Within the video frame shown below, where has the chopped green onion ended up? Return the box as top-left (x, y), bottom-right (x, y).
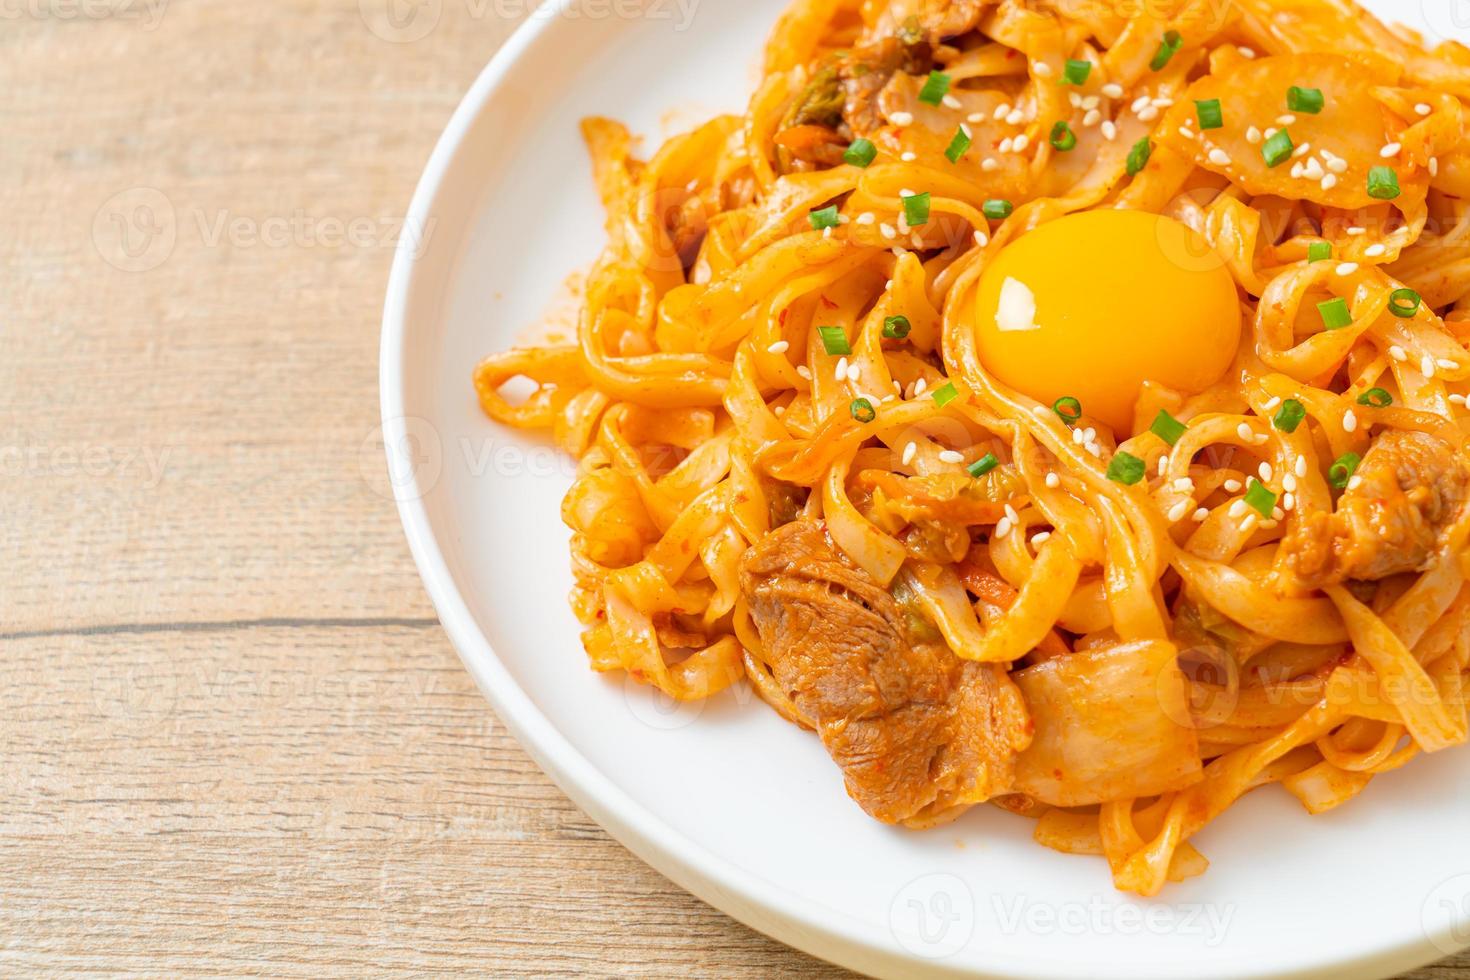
top-left (843, 138), bottom-right (877, 168)
top-left (849, 397), bottom-right (876, 423)
top-left (903, 191), bottom-right (931, 227)
top-left (945, 126), bottom-right (972, 163)
top-left (1149, 409), bottom-right (1188, 446)
top-left (1106, 451), bottom-right (1147, 485)
top-left (1273, 398), bottom-right (1306, 433)
top-left (808, 206), bottom-right (841, 230)
top-left (1307, 241), bottom-right (1332, 263)
top-left (1287, 86), bottom-right (1324, 114)
top-left (982, 199), bottom-right (1014, 220)
top-left (1050, 121), bottom-right (1077, 151)
top-left (1317, 297), bottom-right (1353, 330)
top-left (1244, 479), bottom-right (1277, 517)
top-left (1150, 30), bottom-right (1183, 71)
top-left (1194, 98), bottom-right (1223, 130)
top-left (1357, 387), bottom-right (1392, 408)
top-left (931, 381), bottom-right (959, 407)
top-left (967, 453), bottom-right (999, 477)
top-left (817, 325), bottom-right (851, 355)
top-left (1053, 396), bottom-right (1082, 424)
top-left (1126, 138), bottom-right (1153, 176)
top-left (1388, 287), bottom-right (1421, 318)
top-left (1368, 166), bottom-right (1400, 200)
top-left (1262, 129), bottom-right (1294, 167)
top-left (1329, 452), bottom-right (1362, 490)
top-left (917, 71), bottom-right (951, 106)
top-left (1063, 59), bottom-right (1092, 86)
top-left (882, 315), bottom-right (912, 339)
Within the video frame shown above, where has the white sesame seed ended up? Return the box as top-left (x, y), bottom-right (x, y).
top-left (1264, 396), bottom-right (1282, 411)
top-left (1389, 345), bottom-right (1407, 362)
top-left (1416, 103), bottom-right (1432, 116)
top-left (959, 123), bottom-right (972, 138)
top-left (1034, 62), bottom-right (1054, 78)
top-left (1337, 262), bottom-right (1358, 276)
top-left (1241, 514), bottom-right (1258, 534)
top-left (856, 212), bottom-right (876, 226)
top-left (981, 157), bottom-right (999, 172)
top-left (1380, 142), bottom-right (1402, 158)
top-left (1296, 456), bottom-right (1308, 478)
top-left (1067, 92), bottom-right (1083, 108)
top-left (890, 111), bottom-right (914, 126)
top-left (1342, 409), bottom-right (1357, 432)
top-left (896, 214), bottom-right (909, 234)
top-left (1348, 226), bottom-right (1366, 236)
top-left (1131, 95), bottom-right (1150, 113)
top-left (882, 394), bottom-right (896, 403)
top-left (1290, 161), bottom-right (1306, 180)
top-left (1083, 109), bottom-right (1101, 127)
top-left (1032, 405), bottom-right (1050, 418)
top-left (1282, 472), bottom-right (1297, 492)
top-left (1283, 492), bottom-right (1295, 511)
top-left (834, 357), bottom-right (848, 381)
top-left (999, 137), bottom-right (1014, 153)
top-left (1083, 96), bottom-right (1101, 110)
top-left (899, 188), bottom-right (915, 198)
top-left (1157, 455), bottom-right (1169, 476)
top-left (880, 223), bottom-right (897, 240)
top-left (1259, 462), bottom-right (1274, 481)
top-left (1224, 479), bottom-right (1243, 493)
top-left (1239, 46), bottom-right (1256, 58)
top-left (994, 104), bottom-right (1011, 121)
top-left (1151, 97), bottom-right (1173, 108)
top-left (1347, 475), bottom-right (1364, 491)
top-left (900, 151), bottom-right (917, 162)
top-left (1168, 500), bottom-right (1190, 522)
top-left (1086, 442), bottom-right (1102, 457)
top-left (913, 378), bottom-right (927, 397)
top-left (1045, 472), bottom-right (1061, 488)
top-left (1101, 120), bottom-right (1117, 141)
top-left (1264, 127), bottom-right (1279, 139)
top-left (1438, 357), bottom-right (1459, 370)
top-left (1004, 503), bottom-right (1020, 524)
top-left (968, 112), bottom-right (985, 124)
top-left (1423, 354), bottom-right (1437, 379)
top-left (1073, 427), bottom-right (1087, 445)
top-left (1083, 427), bottom-right (1097, 442)
top-left (1178, 127), bottom-right (1195, 140)
top-left (1326, 157), bottom-right (1348, 174)
top-left (1138, 105), bottom-right (1160, 122)
top-left (1013, 134), bottom-right (1031, 152)
top-left (1031, 531), bottom-right (1051, 546)
top-left (995, 517), bottom-right (1012, 538)
top-left (1006, 109), bottom-right (1026, 126)
top-left (1321, 173), bottom-right (1339, 191)
top-left (1303, 158), bottom-right (1325, 181)
top-left (1278, 114), bottom-right (1297, 126)
top-left (1236, 423), bottom-right (1254, 441)
top-left (974, 230), bottom-right (989, 247)
top-left (1209, 148), bottom-right (1231, 166)
top-left (942, 94), bottom-right (962, 110)
top-left (1272, 506), bottom-right (1285, 520)
top-left (1430, 157), bottom-right (1440, 176)
top-left (796, 365), bottom-right (812, 380)
top-left (1293, 141), bottom-right (1312, 158)
top-left (1364, 243), bottom-right (1387, 258)
top-left (1228, 499), bottom-right (1248, 518)
top-left (1172, 477), bottom-right (1194, 492)
top-left (911, 232), bottom-right (924, 249)
top-left (939, 449), bottom-right (963, 464)
top-left (773, 405), bottom-right (785, 416)
top-left (1193, 507), bottom-right (1210, 521)
top-left (823, 226), bottom-right (832, 239)
top-left (1102, 83), bottom-right (1124, 98)
top-left (1450, 393), bottom-right (1467, 406)
top-left (767, 340), bottom-right (789, 354)
top-left (1245, 126), bottom-right (1262, 145)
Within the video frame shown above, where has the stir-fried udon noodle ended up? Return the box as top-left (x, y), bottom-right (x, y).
top-left (474, 0), bottom-right (1470, 895)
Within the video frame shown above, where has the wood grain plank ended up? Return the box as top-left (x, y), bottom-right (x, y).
top-left (0, 1), bottom-right (1465, 977)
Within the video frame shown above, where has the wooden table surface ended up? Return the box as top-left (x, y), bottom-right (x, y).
top-left (1, 1), bottom-right (1465, 976)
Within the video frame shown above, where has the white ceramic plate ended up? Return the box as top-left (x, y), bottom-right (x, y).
top-left (381, 3), bottom-right (1470, 976)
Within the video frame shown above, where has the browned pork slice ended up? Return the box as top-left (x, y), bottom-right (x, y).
top-left (1284, 431), bottom-right (1468, 587)
top-left (740, 519), bottom-right (1030, 823)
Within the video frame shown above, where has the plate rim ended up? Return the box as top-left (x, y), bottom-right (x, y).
top-left (378, 5), bottom-right (1470, 977)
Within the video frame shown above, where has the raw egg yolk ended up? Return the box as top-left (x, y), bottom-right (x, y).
top-left (974, 209), bottom-right (1241, 434)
